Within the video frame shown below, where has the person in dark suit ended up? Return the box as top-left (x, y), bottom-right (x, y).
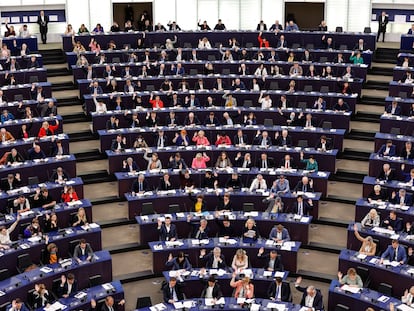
top-left (122, 157), bottom-right (139, 173)
top-left (163, 277), bottom-right (184, 303)
top-left (256, 21), bottom-right (267, 31)
top-left (257, 247), bottom-right (284, 271)
top-left (294, 277), bottom-right (324, 310)
top-left (233, 130), bottom-right (248, 146)
top-left (315, 135), bottom-right (332, 151)
top-left (256, 153), bottom-right (274, 169)
top-left (225, 173), bottom-right (243, 190)
top-left (204, 112), bottom-right (220, 126)
top-left (1, 173), bottom-right (22, 191)
top-left (73, 239), bottom-right (94, 263)
top-left (275, 130), bottom-right (292, 147)
top-left (7, 298), bottom-right (29, 311)
top-left (390, 189), bottom-right (413, 206)
top-left (111, 135), bottom-right (127, 151)
top-left (267, 277), bottom-right (292, 302)
top-left (165, 252), bottom-right (192, 271)
top-left (376, 163), bottom-right (395, 182)
top-left (279, 154), bottom-right (295, 169)
top-left (401, 141), bottom-right (414, 160)
top-left (158, 173), bottom-right (173, 191)
top-left (381, 210), bottom-right (403, 232)
top-left (131, 174), bottom-right (149, 193)
top-left (385, 101), bottom-right (402, 116)
top-left (377, 140), bottom-right (396, 157)
top-left (100, 296), bottom-right (125, 311)
top-left (37, 10), bottom-right (49, 44)
top-left (200, 275), bottom-right (223, 299)
top-left (377, 11), bottom-right (389, 42)
top-left (157, 216), bottom-right (177, 241)
top-left (291, 195), bottom-right (313, 216)
top-left (253, 130), bottom-right (272, 147)
top-left (380, 239), bottom-right (407, 264)
top-left (321, 35), bottom-right (334, 49)
top-left (199, 247), bottom-right (227, 269)
top-left (294, 177), bottom-right (314, 193)
top-left (276, 35), bottom-right (288, 48)
top-left (190, 218), bottom-right (209, 239)
top-left (49, 167), bottom-right (70, 183)
top-left (56, 273), bottom-right (78, 298)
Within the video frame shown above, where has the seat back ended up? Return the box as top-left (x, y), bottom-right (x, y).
top-left (245, 42), bottom-right (254, 48)
top-left (145, 85), bottom-right (155, 92)
top-left (183, 42), bottom-right (192, 48)
top-left (399, 91), bottom-right (408, 99)
top-left (263, 119), bottom-right (273, 127)
top-left (291, 43), bottom-right (300, 49)
top-left (390, 127), bottom-right (400, 135)
top-left (322, 121), bottom-right (332, 130)
top-left (303, 85), bottom-right (313, 92)
top-left (222, 68), bottom-right (231, 75)
top-left (320, 85), bottom-right (330, 93)
top-left (141, 202), bottom-right (155, 215)
top-left (377, 282), bottom-right (392, 296)
top-left (356, 266), bottom-right (371, 288)
top-left (269, 81), bottom-right (279, 90)
top-left (17, 253), bottom-right (32, 272)
top-left (189, 69), bottom-right (198, 75)
top-left (28, 176), bottom-right (40, 186)
top-left (89, 274), bottom-right (103, 287)
top-left (29, 76), bottom-right (39, 83)
top-left (112, 57), bottom-right (121, 63)
top-left (364, 27), bottom-right (372, 33)
top-left (335, 26), bottom-right (343, 32)
top-left (297, 140), bottom-right (308, 148)
top-left (243, 100), bottom-right (253, 108)
top-left (207, 55), bottom-right (216, 61)
top-left (335, 304), bottom-right (350, 311)
top-left (242, 203), bottom-right (254, 212)
top-left (69, 239), bottom-right (80, 257)
top-left (339, 44), bottom-right (348, 51)
top-left (136, 297), bottom-right (153, 309)
top-left (305, 43), bottom-right (314, 50)
top-left (297, 102), bottom-right (307, 110)
top-left (319, 56), bottom-right (328, 63)
top-left (168, 204), bottom-right (180, 213)
top-left (0, 269), bottom-right (9, 281)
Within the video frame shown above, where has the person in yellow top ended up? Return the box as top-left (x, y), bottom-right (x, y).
top-left (189, 193), bottom-right (207, 212)
top-left (223, 92), bottom-right (237, 107)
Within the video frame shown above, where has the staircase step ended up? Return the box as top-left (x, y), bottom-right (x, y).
top-left (302, 242), bottom-right (343, 253)
top-left (90, 195), bottom-right (124, 205)
top-left (325, 195), bottom-right (356, 205)
top-left (369, 67), bottom-right (393, 76)
top-left (107, 242), bottom-right (142, 254)
top-left (341, 148), bottom-right (371, 161)
top-left (61, 112), bottom-right (87, 122)
top-left (73, 148), bottom-right (104, 162)
top-left (47, 68), bottom-right (71, 77)
top-left (68, 130), bottom-right (96, 142)
top-left (354, 111), bottom-right (381, 122)
top-left (330, 169), bottom-right (365, 183)
top-left (314, 217), bottom-right (350, 228)
top-left (51, 81), bottom-right (75, 92)
top-left (364, 81), bottom-right (390, 91)
top-left (98, 218), bottom-right (133, 228)
top-left (56, 96), bottom-right (82, 107)
top-left (296, 269), bottom-right (336, 284)
top-left (359, 96), bottom-right (384, 106)
top-left (77, 169), bottom-right (112, 184)
top-left (116, 270), bottom-right (155, 283)
top-left (346, 129), bottom-right (375, 141)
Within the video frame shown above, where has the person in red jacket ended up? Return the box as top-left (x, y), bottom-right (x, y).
top-left (149, 92), bottom-right (164, 108)
top-left (215, 131), bottom-right (232, 146)
top-left (61, 186), bottom-right (79, 203)
top-left (258, 32), bottom-right (270, 48)
top-left (38, 120), bottom-right (59, 138)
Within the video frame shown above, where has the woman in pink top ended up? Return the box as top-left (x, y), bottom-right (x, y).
top-left (192, 130), bottom-right (210, 146)
top-left (191, 152), bottom-right (210, 169)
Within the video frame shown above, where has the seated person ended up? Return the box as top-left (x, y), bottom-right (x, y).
top-left (158, 173), bottom-right (173, 191)
top-left (50, 167), bottom-right (70, 183)
top-left (377, 139), bottom-right (396, 157)
top-left (231, 248), bottom-right (249, 272)
top-left (199, 247), bottom-right (227, 269)
top-left (337, 268), bottom-right (363, 288)
top-left (333, 99), bottom-right (350, 112)
top-left (163, 277), bottom-right (184, 304)
top-left (190, 218), bottom-right (209, 239)
top-left (28, 144), bottom-right (46, 160)
top-left (1, 173), bottom-right (22, 191)
top-left (13, 195), bottom-right (30, 214)
top-left (368, 184), bottom-right (388, 202)
top-left (111, 135), bottom-right (127, 151)
top-left (165, 252), bottom-right (192, 271)
top-left (294, 277), bottom-right (324, 310)
top-left (216, 193), bottom-right (232, 212)
top-left (201, 171), bottom-right (217, 189)
top-left (291, 195), bottom-right (313, 216)
top-left (215, 215), bottom-right (235, 238)
top-left (6, 148), bottom-right (24, 164)
top-left (0, 215), bottom-right (19, 248)
top-left (157, 216), bottom-right (177, 241)
top-left (144, 151), bottom-right (162, 170)
top-left (56, 274), bottom-right (78, 298)
top-left (402, 286), bottom-right (414, 307)
top-left (353, 224), bottom-right (376, 256)
top-left (257, 247), bottom-right (284, 271)
top-left (200, 275), bottom-right (223, 300)
top-left (315, 135), bottom-right (332, 151)
top-left (180, 170), bottom-right (194, 189)
top-left (401, 141), bottom-right (414, 160)
top-left (61, 186), bottom-right (79, 203)
top-left (215, 151), bottom-right (232, 169)
top-left (264, 195), bottom-right (285, 213)
top-left (293, 176), bottom-right (314, 193)
top-left (191, 152), bottom-right (210, 170)
top-left (269, 224), bottom-right (291, 243)
top-left (122, 157), bottom-right (139, 173)
top-left (300, 153), bottom-right (318, 173)
top-left (230, 273), bottom-right (254, 299)
top-left (385, 101), bottom-right (402, 116)
top-left (380, 239), bottom-right (407, 264)
top-left (44, 213), bottom-right (59, 233)
top-left (279, 154), bottom-right (295, 169)
top-left (73, 238), bottom-right (94, 263)
top-left (131, 174), bottom-right (149, 193)
top-left (43, 240), bottom-right (61, 264)
top-left (31, 284), bottom-right (53, 309)
top-left (390, 188), bottom-right (412, 206)
top-left (381, 210), bottom-right (403, 232)
top-left (256, 153), bottom-right (274, 169)
top-left (376, 163), bottom-right (395, 182)
top-left (225, 173), bottom-right (243, 190)
top-left (234, 152), bottom-right (253, 169)
top-left (33, 187), bottom-right (56, 209)
top-left (72, 207), bottom-right (88, 227)
top-left (253, 130), bottom-right (272, 147)
top-left (361, 208), bottom-right (380, 228)
top-left (249, 174), bottom-right (267, 191)
top-left (24, 218), bottom-right (42, 238)
top-left (242, 218), bottom-right (260, 243)
top-left (270, 175), bottom-right (290, 194)
top-left (275, 130), bottom-right (292, 147)
top-left (267, 276), bottom-right (291, 302)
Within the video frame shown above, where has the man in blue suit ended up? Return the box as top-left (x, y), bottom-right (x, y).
top-left (390, 189), bottom-right (413, 206)
top-left (381, 239), bottom-right (407, 264)
top-left (157, 216), bottom-right (178, 241)
top-left (377, 139), bottom-right (396, 157)
top-left (269, 224), bottom-right (291, 243)
top-left (8, 298), bottom-right (29, 311)
top-left (385, 100), bottom-right (402, 116)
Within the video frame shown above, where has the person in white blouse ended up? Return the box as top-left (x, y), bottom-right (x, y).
top-left (258, 92), bottom-right (272, 109)
top-left (402, 286), bottom-right (414, 306)
top-left (254, 63), bottom-right (268, 77)
top-left (361, 209), bottom-right (380, 228)
top-left (93, 95), bottom-right (107, 113)
top-left (198, 37), bottom-right (212, 49)
top-left (249, 174), bottom-right (267, 192)
top-left (0, 215), bottom-right (19, 248)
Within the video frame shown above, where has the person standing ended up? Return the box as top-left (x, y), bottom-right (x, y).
top-left (37, 10), bottom-right (49, 44)
top-left (377, 11), bottom-right (388, 42)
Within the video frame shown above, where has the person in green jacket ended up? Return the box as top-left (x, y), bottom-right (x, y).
top-left (300, 152), bottom-right (318, 173)
top-left (349, 50), bottom-right (364, 64)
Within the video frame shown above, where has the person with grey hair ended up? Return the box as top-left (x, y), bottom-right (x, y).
top-left (131, 174), bottom-right (149, 193)
top-left (361, 208), bottom-right (380, 228)
top-left (294, 277), bottom-right (324, 309)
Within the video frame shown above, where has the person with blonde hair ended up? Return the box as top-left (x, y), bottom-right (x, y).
top-left (230, 271), bottom-right (254, 299)
top-left (232, 249), bottom-right (248, 272)
top-left (72, 207), bottom-right (88, 227)
top-left (361, 208), bottom-right (380, 228)
top-left (353, 224), bottom-right (377, 256)
top-left (337, 267), bottom-right (363, 288)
